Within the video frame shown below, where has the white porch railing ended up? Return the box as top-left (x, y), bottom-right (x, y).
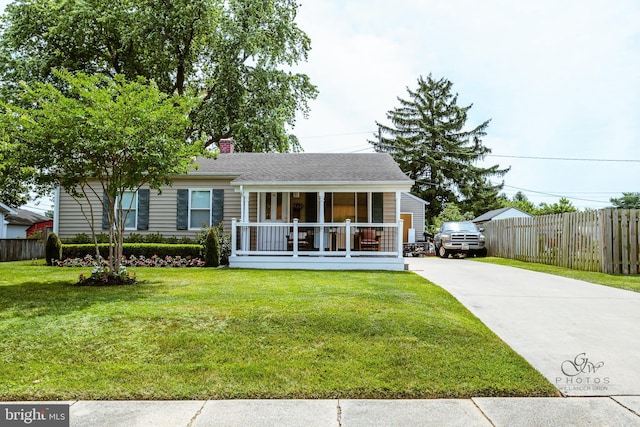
top-left (231, 218), bottom-right (404, 259)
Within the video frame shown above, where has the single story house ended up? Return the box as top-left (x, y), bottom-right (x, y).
top-left (55, 143), bottom-right (415, 270)
top-left (472, 207), bottom-right (532, 226)
top-left (4, 208), bottom-right (52, 239)
top-left (0, 202), bottom-right (17, 239)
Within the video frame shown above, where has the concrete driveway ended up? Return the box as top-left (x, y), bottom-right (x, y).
top-left (407, 257), bottom-right (640, 396)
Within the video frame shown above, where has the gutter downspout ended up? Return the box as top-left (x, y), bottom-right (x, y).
top-left (53, 186), bottom-right (60, 235)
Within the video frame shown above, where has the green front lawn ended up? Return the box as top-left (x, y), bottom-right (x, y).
top-left (474, 257), bottom-right (640, 293)
top-left (0, 261), bottom-right (557, 400)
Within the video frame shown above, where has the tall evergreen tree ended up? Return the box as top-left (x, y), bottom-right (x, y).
top-left (371, 74), bottom-right (509, 221)
top-left (610, 192), bottom-right (640, 209)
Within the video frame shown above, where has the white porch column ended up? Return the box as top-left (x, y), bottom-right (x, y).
top-left (345, 219), bottom-right (351, 258)
top-left (292, 218), bottom-right (299, 257)
top-left (396, 192), bottom-right (403, 258)
top-left (243, 190), bottom-right (250, 222)
top-left (231, 218), bottom-right (237, 256)
top-left (319, 192), bottom-right (325, 253)
top-left (398, 219), bottom-right (404, 258)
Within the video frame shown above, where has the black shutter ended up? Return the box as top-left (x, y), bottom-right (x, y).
top-left (211, 189), bottom-right (224, 226)
top-left (176, 189), bottom-right (189, 230)
top-left (372, 193), bottom-right (384, 223)
top-left (102, 192), bottom-right (111, 230)
top-left (137, 189), bottom-right (150, 230)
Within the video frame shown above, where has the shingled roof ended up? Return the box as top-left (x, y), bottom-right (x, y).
top-left (6, 209), bottom-right (51, 226)
top-left (191, 153), bottom-right (413, 185)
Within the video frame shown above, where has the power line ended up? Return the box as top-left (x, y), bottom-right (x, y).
top-left (499, 184), bottom-right (611, 205)
top-left (299, 131), bottom-right (640, 162)
top-left (487, 154), bottom-right (640, 163)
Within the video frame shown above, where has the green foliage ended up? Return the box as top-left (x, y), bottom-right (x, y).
top-left (197, 222), bottom-right (230, 265)
top-left (63, 233), bottom-right (196, 245)
top-left (203, 227), bottom-right (221, 267)
top-left (500, 192), bottom-right (577, 216)
top-left (371, 74), bottom-right (509, 222)
top-left (429, 203), bottom-right (474, 234)
top-left (0, 132), bottom-right (32, 207)
top-left (62, 244), bottom-right (202, 260)
top-left (610, 192), bottom-right (640, 209)
top-left (3, 70), bottom-right (203, 278)
top-left (45, 232), bottom-right (62, 266)
top-left (500, 191), bottom-right (538, 215)
top-left (535, 197), bottom-right (577, 215)
top-left (0, 0), bottom-right (317, 153)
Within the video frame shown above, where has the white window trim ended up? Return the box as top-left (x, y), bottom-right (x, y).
top-left (116, 191), bottom-right (138, 231)
top-left (188, 189), bottom-right (212, 230)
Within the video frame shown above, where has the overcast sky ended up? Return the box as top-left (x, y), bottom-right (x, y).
top-left (292, 0), bottom-right (640, 209)
top-left (2, 0), bottom-right (639, 211)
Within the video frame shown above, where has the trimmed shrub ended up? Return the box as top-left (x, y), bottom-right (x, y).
top-left (62, 243), bottom-right (202, 259)
top-left (45, 232), bottom-right (63, 266)
top-left (203, 226), bottom-right (220, 267)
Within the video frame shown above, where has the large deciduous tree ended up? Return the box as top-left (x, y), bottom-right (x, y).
top-left (0, 133), bottom-right (32, 207)
top-left (0, 0), bottom-right (317, 152)
top-left (1, 70), bottom-right (203, 282)
top-left (371, 74), bottom-right (509, 221)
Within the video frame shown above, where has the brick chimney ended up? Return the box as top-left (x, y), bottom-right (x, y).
top-left (219, 138), bottom-right (234, 154)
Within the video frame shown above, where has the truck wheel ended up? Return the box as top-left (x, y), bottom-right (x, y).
top-left (478, 248), bottom-right (488, 257)
top-left (438, 245), bottom-right (449, 258)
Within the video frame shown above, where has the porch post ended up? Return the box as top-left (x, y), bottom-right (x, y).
top-left (231, 218), bottom-right (237, 256)
top-left (345, 219), bottom-right (351, 258)
top-left (243, 190), bottom-right (250, 222)
top-left (242, 190), bottom-right (250, 251)
top-left (397, 219), bottom-right (404, 258)
top-left (396, 191), bottom-right (403, 258)
top-left (293, 218), bottom-right (299, 257)
top-left (319, 192), bottom-right (325, 254)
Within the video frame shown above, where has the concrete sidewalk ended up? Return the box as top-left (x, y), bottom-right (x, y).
top-left (5, 397), bottom-right (640, 426)
top-left (407, 257), bottom-right (640, 397)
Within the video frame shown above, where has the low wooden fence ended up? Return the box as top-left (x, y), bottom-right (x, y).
top-left (483, 209), bottom-right (640, 275)
top-left (0, 239), bottom-right (45, 262)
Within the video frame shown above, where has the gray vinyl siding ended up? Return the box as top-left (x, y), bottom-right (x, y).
top-left (57, 178), bottom-right (239, 239)
top-left (401, 193), bottom-right (426, 240)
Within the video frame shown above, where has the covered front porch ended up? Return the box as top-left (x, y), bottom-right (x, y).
top-left (228, 188), bottom-right (408, 271)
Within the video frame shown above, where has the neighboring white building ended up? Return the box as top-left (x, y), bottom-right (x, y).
top-left (0, 202), bottom-right (17, 239)
top-left (472, 207), bottom-right (532, 226)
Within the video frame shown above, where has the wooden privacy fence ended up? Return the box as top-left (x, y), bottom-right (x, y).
top-left (0, 239), bottom-right (45, 262)
top-left (482, 209), bottom-right (640, 275)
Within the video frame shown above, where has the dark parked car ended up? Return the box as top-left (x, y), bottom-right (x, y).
top-left (434, 221), bottom-right (487, 258)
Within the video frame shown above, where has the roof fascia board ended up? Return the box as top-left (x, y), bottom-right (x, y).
top-left (234, 183), bottom-right (413, 193)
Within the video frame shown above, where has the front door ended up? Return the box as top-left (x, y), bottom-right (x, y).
top-left (259, 192), bottom-right (289, 250)
top-left (401, 213), bottom-right (413, 243)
